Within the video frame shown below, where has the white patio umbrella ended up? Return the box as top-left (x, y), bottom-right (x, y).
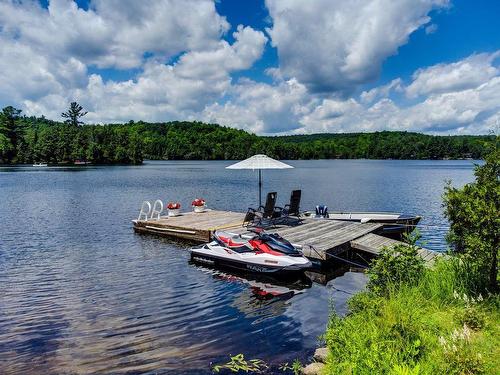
top-left (226, 154), bottom-right (293, 206)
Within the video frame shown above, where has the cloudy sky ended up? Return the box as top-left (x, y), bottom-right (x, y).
top-left (0, 0), bottom-right (499, 134)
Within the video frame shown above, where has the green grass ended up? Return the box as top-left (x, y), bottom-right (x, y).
top-left (323, 259), bottom-right (500, 374)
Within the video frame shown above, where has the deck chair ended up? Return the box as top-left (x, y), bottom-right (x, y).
top-left (243, 192), bottom-right (279, 228)
top-left (275, 190), bottom-right (302, 225)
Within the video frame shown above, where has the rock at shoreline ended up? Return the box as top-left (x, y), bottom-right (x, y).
top-left (313, 347), bottom-right (328, 363)
top-left (302, 362), bottom-right (325, 375)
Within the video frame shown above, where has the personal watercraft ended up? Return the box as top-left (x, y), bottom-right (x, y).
top-left (190, 229), bottom-right (312, 275)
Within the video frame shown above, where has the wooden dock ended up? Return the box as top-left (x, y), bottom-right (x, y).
top-left (133, 210), bottom-right (246, 242)
top-left (232, 220), bottom-right (383, 260)
top-left (133, 209), bottom-right (438, 263)
top-left (351, 233), bottom-right (441, 265)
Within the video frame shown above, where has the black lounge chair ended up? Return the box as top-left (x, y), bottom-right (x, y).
top-left (243, 192), bottom-right (279, 228)
top-left (275, 190), bottom-right (302, 225)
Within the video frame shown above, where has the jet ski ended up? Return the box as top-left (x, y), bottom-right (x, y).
top-left (190, 228), bottom-right (312, 275)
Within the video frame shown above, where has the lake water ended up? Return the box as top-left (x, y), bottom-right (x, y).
top-left (0, 160), bottom-right (476, 374)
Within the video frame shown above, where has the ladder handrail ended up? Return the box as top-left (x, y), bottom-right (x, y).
top-left (138, 201), bottom-right (152, 221)
top-left (151, 199), bottom-right (164, 220)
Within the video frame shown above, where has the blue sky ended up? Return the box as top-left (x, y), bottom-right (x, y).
top-left (380, 1), bottom-right (500, 80)
top-left (222, 0), bottom-right (500, 89)
top-left (0, 0), bottom-right (499, 134)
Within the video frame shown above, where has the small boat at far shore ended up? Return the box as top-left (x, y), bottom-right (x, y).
top-left (32, 162), bottom-right (48, 167)
top-left (74, 160), bottom-right (92, 165)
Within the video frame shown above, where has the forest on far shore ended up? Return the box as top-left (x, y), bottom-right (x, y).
top-left (0, 104), bottom-right (495, 165)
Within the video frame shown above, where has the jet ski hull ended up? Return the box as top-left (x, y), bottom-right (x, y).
top-left (190, 244), bottom-right (312, 275)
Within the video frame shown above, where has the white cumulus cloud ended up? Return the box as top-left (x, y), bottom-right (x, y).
top-left (265, 0), bottom-right (449, 94)
top-left (406, 51), bottom-right (500, 98)
top-left (202, 78), bottom-right (311, 134)
top-left (22, 25), bottom-right (268, 123)
top-left (0, 0), bottom-right (267, 122)
top-left (0, 0), bottom-right (229, 69)
top-left (0, 0), bottom-right (498, 136)
top-left (204, 52), bottom-right (500, 135)
top-left (404, 76), bottom-right (500, 132)
top-left (360, 79), bottom-right (403, 104)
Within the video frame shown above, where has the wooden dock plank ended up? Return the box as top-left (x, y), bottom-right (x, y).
top-left (290, 223), bottom-right (356, 249)
top-left (137, 210), bottom-right (244, 226)
top-left (276, 221), bottom-right (349, 244)
top-left (350, 233), bottom-right (441, 264)
top-left (277, 220), bottom-right (343, 236)
top-left (134, 210), bottom-right (246, 241)
top-left (350, 233), bottom-right (399, 254)
top-left (291, 225), bottom-right (352, 246)
top-left (321, 222), bottom-right (380, 246)
top-left (233, 220), bottom-right (382, 260)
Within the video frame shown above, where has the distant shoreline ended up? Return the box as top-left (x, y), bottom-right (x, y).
top-left (0, 157), bottom-right (483, 167)
top-left (1, 116), bottom-right (494, 165)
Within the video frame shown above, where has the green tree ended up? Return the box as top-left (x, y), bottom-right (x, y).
top-left (443, 141), bottom-right (499, 292)
top-left (367, 231), bottom-right (425, 295)
top-left (0, 106), bottom-right (23, 162)
top-left (61, 102), bottom-right (88, 126)
top-left (0, 112), bottom-right (496, 165)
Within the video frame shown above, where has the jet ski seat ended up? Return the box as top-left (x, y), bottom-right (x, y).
top-left (218, 236), bottom-right (246, 248)
top-left (213, 232), bottom-right (253, 253)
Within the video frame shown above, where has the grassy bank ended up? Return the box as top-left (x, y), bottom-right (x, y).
top-left (324, 144), bottom-right (499, 374)
top-left (325, 259), bottom-right (499, 374)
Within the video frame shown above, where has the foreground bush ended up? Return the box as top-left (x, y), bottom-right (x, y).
top-left (324, 259), bottom-right (499, 374)
top-left (443, 144), bottom-right (499, 293)
top-left (367, 231), bottom-right (425, 296)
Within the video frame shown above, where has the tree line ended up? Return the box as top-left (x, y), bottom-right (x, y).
top-left (0, 104), bottom-right (142, 164)
top-left (0, 104), bottom-right (495, 164)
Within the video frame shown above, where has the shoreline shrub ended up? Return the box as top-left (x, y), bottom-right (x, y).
top-left (443, 142), bottom-right (499, 293)
top-left (367, 231), bottom-right (425, 296)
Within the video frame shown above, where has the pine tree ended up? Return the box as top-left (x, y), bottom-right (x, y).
top-left (61, 102), bottom-right (88, 126)
top-left (0, 106), bottom-right (23, 162)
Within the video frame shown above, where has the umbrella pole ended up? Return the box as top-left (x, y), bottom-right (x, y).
top-left (259, 169), bottom-right (262, 207)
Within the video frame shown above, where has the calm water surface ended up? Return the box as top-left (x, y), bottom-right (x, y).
top-left (0, 160), bottom-right (476, 374)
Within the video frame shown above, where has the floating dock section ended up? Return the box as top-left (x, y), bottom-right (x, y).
top-left (133, 210), bottom-right (246, 242)
top-left (350, 233), bottom-right (441, 265)
top-left (133, 209), bottom-right (439, 264)
top-left (231, 220), bottom-right (383, 260)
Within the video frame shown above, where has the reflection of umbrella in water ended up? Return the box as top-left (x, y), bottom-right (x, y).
top-left (226, 154), bottom-right (293, 206)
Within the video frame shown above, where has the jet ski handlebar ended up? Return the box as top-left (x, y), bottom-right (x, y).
top-left (247, 227), bottom-right (264, 235)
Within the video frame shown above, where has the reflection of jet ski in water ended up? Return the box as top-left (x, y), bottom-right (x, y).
top-left (210, 269), bottom-right (312, 299)
top-left (202, 269), bottom-right (312, 319)
top-left (190, 229), bottom-right (312, 275)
